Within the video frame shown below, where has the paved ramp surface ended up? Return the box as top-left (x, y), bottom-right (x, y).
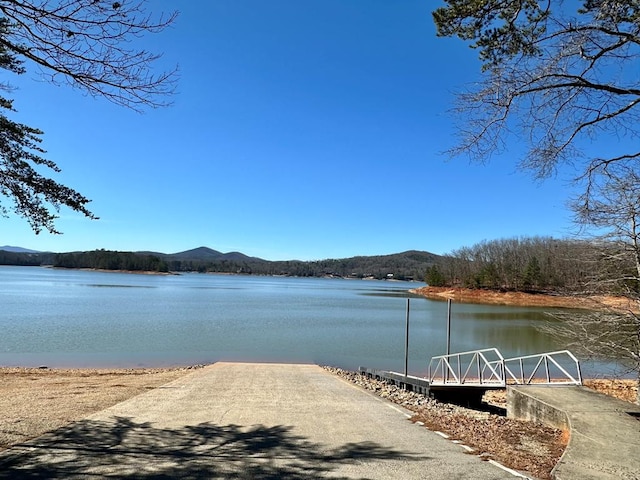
top-left (0, 363), bottom-right (516, 479)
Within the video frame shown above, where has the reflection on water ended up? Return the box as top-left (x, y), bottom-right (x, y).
top-left (87, 284), bottom-right (155, 289)
top-left (359, 289), bottom-right (425, 299)
top-left (0, 266), bottom-right (621, 376)
top-left (456, 311), bottom-right (551, 321)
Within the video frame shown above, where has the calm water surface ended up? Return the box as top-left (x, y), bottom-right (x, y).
top-left (0, 266), bottom-right (613, 375)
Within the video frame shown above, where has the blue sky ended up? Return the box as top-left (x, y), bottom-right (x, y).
top-left (2, 0), bottom-right (578, 261)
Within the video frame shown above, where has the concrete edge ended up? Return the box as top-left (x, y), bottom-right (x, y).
top-left (346, 369), bottom-right (531, 478)
top-left (506, 387), bottom-right (570, 431)
top-left (506, 387), bottom-right (571, 480)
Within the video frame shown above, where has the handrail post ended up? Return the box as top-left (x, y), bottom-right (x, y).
top-left (446, 299), bottom-right (451, 356)
top-left (404, 298), bottom-right (410, 379)
top-left (576, 358), bottom-right (583, 384)
top-left (544, 355), bottom-right (550, 383)
top-left (519, 358), bottom-right (524, 384)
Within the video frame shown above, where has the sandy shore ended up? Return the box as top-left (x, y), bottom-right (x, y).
top-left (0, 366), bottom-right (198, 451)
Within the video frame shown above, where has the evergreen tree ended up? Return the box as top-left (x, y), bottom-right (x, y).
top-left (523, 257), bottom-right (542, 290)
top-left (425, 264), bottom-right (446, 287)
top-left (0, 18), bottom-right (95, 233)
top-left (0, 1), bottom-right (177, 232)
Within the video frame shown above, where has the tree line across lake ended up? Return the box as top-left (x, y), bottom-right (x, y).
top-left (0, 248), bottom-right (437, 281)
top-left (425, 236), bottom-right (617, 294)
top-left (0, 237), bottom-right (633, 296)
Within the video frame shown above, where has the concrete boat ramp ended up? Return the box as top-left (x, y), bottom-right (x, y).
top-left (0, 363), bottom-right (517, 479)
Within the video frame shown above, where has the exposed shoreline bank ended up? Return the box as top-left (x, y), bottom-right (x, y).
top-left (411, 285), bottom-right (638, 312)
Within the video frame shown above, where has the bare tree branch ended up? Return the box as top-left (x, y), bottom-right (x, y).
top-left (435, 1), bottom-right (640, 401)
top-left (434, 0), bottom-right (640, 191)
top-left (0, 0), bottom-right (178, 111)
top-left (0, 0), bottom-right (177, 233)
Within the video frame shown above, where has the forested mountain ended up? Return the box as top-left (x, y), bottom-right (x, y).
top-left (162, 249), bottom-right (438, 280)
top-left (266, 251), bottom-right (439, 280)
top-left (0, 247), bottom-right (438, 280)
top-left (143, 246), bottom-right (265, 263)
top-left (0, 245), bottom-right (41, 253)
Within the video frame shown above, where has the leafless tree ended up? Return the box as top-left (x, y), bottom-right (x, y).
top-left (433, 1), bottom-right (640, 199)
top-left (575, 164), bottom-right (640, 290)
top-left (547, 308), bottom-right (639, 402)
top-left (434, 1), bottom-right (640, 400)
top-left (549, 165), bottom-right (640, 402)
top-left (438, 236), bottom-right (592, 291)
top-left (1, 0), bottom-right (178, 110)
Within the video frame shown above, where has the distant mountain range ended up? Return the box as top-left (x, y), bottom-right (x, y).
top-left (0, 245), bottom-right (42, 254)
top-left (139, 246), bottom-right (266, 263)
top-left (0, 245), bottom-right (263, 261)
top-left (0, 245), bottom-right (440, 280)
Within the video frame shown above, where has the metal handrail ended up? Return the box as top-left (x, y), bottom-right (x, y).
top-left (428, 348), bottom-right (506, 386)
top-left (428, 348), bottom-right (582, 387)
top-left (503, 349), bottom-right (582, 385)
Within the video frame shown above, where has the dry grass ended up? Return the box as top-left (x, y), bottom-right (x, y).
top-left (584, 378), bottom-right (638, 403)
top-left (482, 379), bottom-right (638, 408)
top-left (409, 410), bottom-right (566, 479)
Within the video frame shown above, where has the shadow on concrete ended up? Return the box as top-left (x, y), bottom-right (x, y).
top-left (0, 416), bottom-right (428, 479)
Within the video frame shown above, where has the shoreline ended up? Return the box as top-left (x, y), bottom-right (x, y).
top-left (411, 286), bottom-right (639, 312)
top-left (15, 265), bottom-right (427, 281)
top-left (1, 365), bottom-right (636, 480)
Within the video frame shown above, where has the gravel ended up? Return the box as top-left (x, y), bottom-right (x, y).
top-left (323, 366), bottom-right (567, 480)
top-left (4, 364), bottom-right (630, 480)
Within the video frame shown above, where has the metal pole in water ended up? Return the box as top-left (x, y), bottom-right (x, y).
top-left (404, 298), bottom-right (410, 378)
top-left (446, 298), bottom-right (452, 356)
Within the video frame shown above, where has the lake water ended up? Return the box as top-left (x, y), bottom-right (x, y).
top-left (0, 266), bottom-right (616, 376)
